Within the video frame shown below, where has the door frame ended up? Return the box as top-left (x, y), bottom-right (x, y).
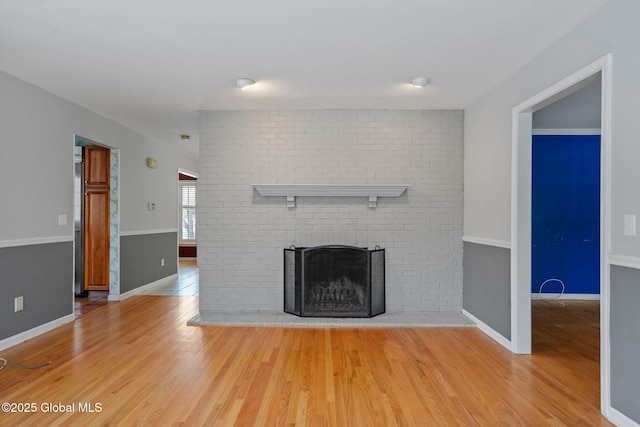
top-left (73, 135), bottom-right (120, 298)
top-left (510, 54), bottom-right (612, 410)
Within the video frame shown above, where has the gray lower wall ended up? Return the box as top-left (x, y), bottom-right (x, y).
top-left (463, 242), bottom-right (511, 340)
top-left (120, 232), bottom-right (178, 293)
top-left (610, 265), bottom-right (640, 423)
top-left (0, 242), bottom-right (73, 340)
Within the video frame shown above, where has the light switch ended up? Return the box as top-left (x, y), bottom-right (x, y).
top-left (624, 214), bottom-right (636, 236)
top-left (58, 214), bottom-right (67, 226)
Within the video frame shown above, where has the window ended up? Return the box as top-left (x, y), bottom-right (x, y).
top-left (180, 182), bottom-right (196, 242)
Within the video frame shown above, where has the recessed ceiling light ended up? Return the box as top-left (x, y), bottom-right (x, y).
top-left (235, 78), bottom-right (256, 89)
top-left (410, 77), bottom-right (430, 87)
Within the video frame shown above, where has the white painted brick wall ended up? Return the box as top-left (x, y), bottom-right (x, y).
top-left (198, 109), bottom-right (463, 313)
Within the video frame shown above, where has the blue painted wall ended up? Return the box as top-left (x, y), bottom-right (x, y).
top-left (532, 134), bottom-right (600, 295)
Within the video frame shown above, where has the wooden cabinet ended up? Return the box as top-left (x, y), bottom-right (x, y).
top-left (84, 146), bottom-right (110, 186)
top-left (83, 146), bottom-right (110, 291)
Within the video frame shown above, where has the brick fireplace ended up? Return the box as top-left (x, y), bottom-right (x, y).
top-left (198, 109), bottom-right (464, 314)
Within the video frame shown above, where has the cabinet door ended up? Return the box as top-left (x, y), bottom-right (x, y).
top-left (85, 146), bottom-right (110, 186)
top-left (84, 187), bottom-right (110, 291)
top-left (83, 145), bottom-right (111, 292)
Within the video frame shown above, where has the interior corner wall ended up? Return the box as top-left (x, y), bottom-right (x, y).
top-left (532, 79), bottom-right (602, 129)
top-left (198, 109), bottom-right (463, 313)
top-left (463, 0), bottom-right (640, 422)
top-left (0, 70), bottom-right (198, 342)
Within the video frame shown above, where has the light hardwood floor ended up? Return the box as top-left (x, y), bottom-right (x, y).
top-left (140, 259), bottom-right (199, 296)
top-left (0, 296), bottom-right (611, 426)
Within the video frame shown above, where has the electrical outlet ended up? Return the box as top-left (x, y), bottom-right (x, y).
top-left (161, 258), bottom-right (165, 267)
top-left (15, 296), bottom-right (23, 312)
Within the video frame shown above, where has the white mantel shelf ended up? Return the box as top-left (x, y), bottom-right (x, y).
top-left (253, 184), bottom-right (409, 208)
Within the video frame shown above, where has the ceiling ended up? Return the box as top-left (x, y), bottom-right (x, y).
top-left (0, 0), bottom-right (609, 156)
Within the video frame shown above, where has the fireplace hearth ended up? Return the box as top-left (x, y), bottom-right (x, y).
top-left (284, 245), bottom-right (385, 318)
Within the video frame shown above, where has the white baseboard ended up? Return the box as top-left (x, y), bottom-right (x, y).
top-left (606, 406), bottom-right (639, 427)
top-left (108, 274), bottom-right (178, 301)
top-left (0, 314), bottom-right (75, 352)
top-left (462, 309), bottom-right (512, 351)
top-left (532, 293), bottom-right (600, 300)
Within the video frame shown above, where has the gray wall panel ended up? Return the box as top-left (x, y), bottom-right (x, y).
top-left (0, 242), bottom-right (73, 340)
top-left (120, 232), bottom-right (177, 293)
top-left (610, 265), bottom-right (640, 423)
top-left (463, 242), bottom-right (511, 339)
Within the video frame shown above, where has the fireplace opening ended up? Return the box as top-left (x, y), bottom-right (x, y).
top-left (284, 245), bottom-right (385, 318)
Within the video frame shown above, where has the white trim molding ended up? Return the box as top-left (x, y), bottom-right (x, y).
top-left (253, 184), bottom-right (409, 208)
top-left (0, 314), bottom-right (75, 351)
top-left (0, 235), bottom-right (74, 249)
top-left (608, 254), bottom-right (640, 270)
top-left (119, 229), bottom-right (179, 237)
top-left (108, 273), bottom-right (178, 301)
top-left (462, 309), bottom-right (511, 351)
top-left (605, 407), bottom-right (639, 427)
top-left (462, 236), bottom-right (511, 249)
top-left (532, 128), bottom-right (601, 135)
top-left (511, 53), bottom-right (613, 412)
top-left (532, 293), bottom-right (600, 300)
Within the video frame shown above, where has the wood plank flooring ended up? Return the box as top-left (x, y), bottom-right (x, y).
top-left (73, 291), bottom-right (111, 316)
top-left (139, 259), bottom-right (199, 296)
top-left (0, 297), bottom-right (611, 426)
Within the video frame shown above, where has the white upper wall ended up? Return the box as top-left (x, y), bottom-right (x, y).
top-left (464, 0), bottom-right (640, 257)
top-left (0, 70), bottom-right (198, 242)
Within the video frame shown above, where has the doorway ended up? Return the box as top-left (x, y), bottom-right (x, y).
top-left (530, 97), bottom-right (602, 411)
top-left (511, 55), bottom-right (612, 410)
top-left (178, 169), bottom-right (198, 260)
top-left (73, 136), bottom-right (120, 314)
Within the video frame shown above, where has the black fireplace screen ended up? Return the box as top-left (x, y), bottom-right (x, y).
top-left (284, 245), bottom-right (385, 318)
